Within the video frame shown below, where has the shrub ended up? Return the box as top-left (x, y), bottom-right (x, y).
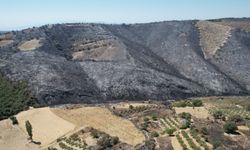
top-left (141, 122), bottom-right (148, 130)
top-left (97, 135), bottom-right (119, 149)
top-left (150, 131), bottom-right (159, 137)
top-left (213, 110), bottom-right (225, 119)
top-left (192, 99), bottom-right (203, 107)
top-left (90, 129), bottom-right (99, 138)
top-left (151, 114), bottom-right (157, 121)
top-left (223, 122), bottom-right (238, 134)
top-left (228, 115), bottom-right (242, 123)
top-left (212, 141), bottom-right (222, 149)
top-left (180, 119), bottom-right (191, 129)
top-left (165, 128), bottom-right (176, 136)
top-left (129, 105), bottom-right (134, 109)
top-left (110, 136), bottom-right (119, 145)
top-left (246, 104), bottom-right (250, 111)
top-left (9, 116), bottom-right (18, 125)
top-left (246, 122), bottom-right (250, 130)
top-left (201, 127), bottom-right (209, 135)
top-left (179, 112), bottom-right (191, 121)
top-left (70, 133), bottom-right (80, 141)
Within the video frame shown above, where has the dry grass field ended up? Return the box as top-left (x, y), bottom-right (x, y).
top-left (16, 107), bottom-right (76, 146)
top-left (52, 107), bottom-right (145, 146)
top-left (18, 39), bottom-right (42, 51)
top-left (174, 106), bottom-right (211, 119)
top-left (0, 119), bottom-right (39, 150)
top-left (196, 21), bottom-right (231, 59)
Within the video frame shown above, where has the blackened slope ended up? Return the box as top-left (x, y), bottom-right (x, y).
top-left (0, 19), bottom-right (249, 105)
top-left (110, 21), bottom-right (244, 94)
top-left (0, 51), bottom-right (101, 105)
top-left (210, 30), bottom-right (250, 92)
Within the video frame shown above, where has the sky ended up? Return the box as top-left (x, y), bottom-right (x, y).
top-left (1, 0), bottom-right (250, 30)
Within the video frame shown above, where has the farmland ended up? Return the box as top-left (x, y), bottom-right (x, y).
top-left (0, 96), bottom-right (250, 150)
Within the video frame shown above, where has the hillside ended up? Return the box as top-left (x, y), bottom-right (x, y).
top-left (0, 18), bottom-right (250, 105)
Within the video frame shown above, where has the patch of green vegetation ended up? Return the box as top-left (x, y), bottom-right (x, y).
top-left (164, 128), bottom-right (176, 136)
top-left (223, 122), bottom-right (238, 134)
top-left (212, 110), bottom-right (225, 120)
top-left (151, 114), bottom-right (157, 121)
top-left (0, 74), bottom-right (37, 120)
top-left (192, 100), bottom-right (203, 107)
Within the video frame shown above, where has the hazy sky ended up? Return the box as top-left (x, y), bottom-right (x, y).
top-left (1, 0), bottom-right (250, 30)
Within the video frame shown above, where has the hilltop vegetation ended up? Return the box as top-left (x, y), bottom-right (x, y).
top-left (0, 74), bottom-right (36, 120)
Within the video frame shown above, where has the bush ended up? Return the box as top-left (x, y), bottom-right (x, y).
top-left (179, 112), bottom-right (191, 121)
top-left (97, 134), bottom-right (119, 149)
top-left (246, 122), bottom-right (250, 130)
top-left (150, 131), bottom-right (159, 137)
top-left (90, 129), bottom-right (99, 138)
top-left (213, 110), bottom-right (225, 119)
top-left (192, 99), bottom-right (203, 107)
top-left (201, 127), bottom-right (208, 135)
top-left (0, 75), bottom-right (36, 120)
top-left (180, 119), bottom-right (191, 129)
top-left (110, 136), bottom-right (119, 145)
top-left (151, 114), bottom-right (157, 121)
top-left (9, 116), bottom-right (18, 125)
top-left (141, 122), bottom-right (148, 130)
top-left (129, 105), bottom-right (134, 109)
top-left (228, 115), bottom-right (242, 123)
top-left (70, 133), bottom-right (80, 141)
top-left (212, 141), bottom-right (222, 149)
top-left (246, 104), bottom-right (250, 111)
top-left (223, 122), bottom-right (238, 134)
top-left (165, 128), bottom-right (176, 136)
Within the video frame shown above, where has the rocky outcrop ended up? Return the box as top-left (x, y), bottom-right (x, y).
top-left (0, 19), bottom-right (249, 105)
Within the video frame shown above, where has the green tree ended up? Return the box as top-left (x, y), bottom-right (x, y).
top-left (223, 122), bottom-right (238, 134)
top-left (25, 120), bottom-right (33, 140)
